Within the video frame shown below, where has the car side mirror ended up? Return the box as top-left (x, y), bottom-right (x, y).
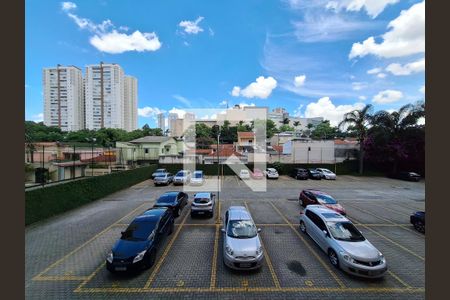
top-left (221, 228), bottom-right (225, 233)
top-left (257, 228), bottom-right (262, 233)
top-left (322, 230), bottom-right (329, 237)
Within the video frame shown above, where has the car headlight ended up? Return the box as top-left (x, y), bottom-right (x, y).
top-left (340, 251), bottom-right (354, 263)
top-left (379, 252), bottom-right (385, 263)
top-left (225, 245), bottom-right (234, 256)
top-left (256, 246), bottom-right (263, 256)
top-left (106, 252), bottom-right (113, 263)
top-left (133, 250), bottom-right (147, 263)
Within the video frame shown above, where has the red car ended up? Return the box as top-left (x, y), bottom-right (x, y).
top-left (299, 189), bottom-right (346, 215)
top-left (251, 168), bottom-right (265, 179)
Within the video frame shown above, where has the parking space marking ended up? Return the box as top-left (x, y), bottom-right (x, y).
top-left (345, 203), bottom-right (424, 237)
top-left (244, 201), bottom-right (281, 289)
top-left (210, 224), bottom-right (220, 289)
top-left (365, 203), bottom-right (413, 217)
top-left (143, 210), bottom-right (190, 289)
top-left (33, 202), bottom-right (149, 281)
top-left (269, 202), bottom-right (346, 289)
top-left (388, 270), bottom-right (411, 289)
top-left (73, 261), bottom-right (106, 292)
top-left (33, 275), bottom-right (90, 281)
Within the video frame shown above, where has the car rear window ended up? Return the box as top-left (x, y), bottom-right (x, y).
top-left (155, 174), bottom-right (166, 178)
top-left (315, 194), bottom-right (337, 204)
top-left (194, 173), bottom-right (203, 178)
top-left (194, 198), bottom-right (210, 203)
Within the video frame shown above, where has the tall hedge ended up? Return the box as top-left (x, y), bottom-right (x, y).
top-left (25, 165), bottom-right (157, 225)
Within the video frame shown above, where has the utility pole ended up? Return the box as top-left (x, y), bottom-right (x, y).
top-left (73, 144), bottom-right (76, 179)
top-left (41, 145), bottom-right (45, 186)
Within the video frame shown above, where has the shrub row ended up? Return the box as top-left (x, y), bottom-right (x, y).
top-left (25, 165), bottom-right (157, 225)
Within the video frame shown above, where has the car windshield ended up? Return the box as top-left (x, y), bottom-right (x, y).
top-left (176, 171), bottom-right (186, 176)
top-left (155, 169), bottom-right (165, 173)
top-left (155, 174), bottom-right (166, 178)
top-left (321, 169), bottom-right (332, 173)
top-left (194, 198), bottom-right (210, 204)
top-left (194, 173), bottom-right (203, 178)
top-left (227, 220), bottom-right (257, 239)
top-left (315, 194), bottom-right (337, 204)
top-left (121, 220), bottom-right (156, 241)
top-left (327, 222), bottom-right (365, 242)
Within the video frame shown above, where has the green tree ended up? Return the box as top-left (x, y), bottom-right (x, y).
top-left (279, 124), bottom-right (295, 132)
top-left (311, 120), bottom-right (337, 140)
top-left (266, 119), bottom-right (278, 138)
top-left (339, 104), bottom-right (373, 174)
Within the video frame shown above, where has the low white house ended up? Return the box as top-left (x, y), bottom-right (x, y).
top-left (283, 139), bottom-right (335, 164)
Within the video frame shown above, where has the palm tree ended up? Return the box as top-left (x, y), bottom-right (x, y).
top-left (293, 121), bottom-right (300, 129)
top-left (280, 117), bottom-right (290, 125)
top-left (339, 104), bottom-right (373, 174)
top-left (370, 102), bottom-right (424, 173)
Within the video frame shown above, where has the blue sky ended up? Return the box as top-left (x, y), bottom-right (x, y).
top-left (25, 0), bottom-right (425, 127)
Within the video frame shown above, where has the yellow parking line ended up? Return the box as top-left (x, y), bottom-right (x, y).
top-left (210, 224), bottom-right (220, 289)
top-left (34, 275), bottom-right (89, 281)
top-left (269, 202), bottom-right (346, 289)
top-left (73, 262), bottom-right (106, 292)
top-left (33, 202), bottom-right (149, 281)
top-left (75, 286), bottom-right (425, 293)
top-left (345, 203), bottom-right (424, 237)
top-left (144, 210), bottom-right (190, 289)
top-left (388, 270), bottom-right (412, 288)
top-left (244, 201), bottom-right (281, 289)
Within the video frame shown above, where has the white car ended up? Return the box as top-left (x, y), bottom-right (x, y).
top-left (239, 169), bottom-right (251, 180)
top-left (173, 170), bottom-right (191, 185)
top-left (265, 168), bottom-right (279, 179)
top-left (316, 168), bottom-right (336, 180)
top-left (190, 170), bottom-right (205, 186)
top-left (299, 205), bottom-right (387, 278)
top-left (222, 206), bottom-right (264, 270)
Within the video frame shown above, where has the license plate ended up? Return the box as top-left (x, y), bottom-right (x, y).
top-left (115, 266), bottom-right (127, 271)
top-left (197, 211), bottom-right (205, 214)
top-left (240, 263), bottom-right (251, 268)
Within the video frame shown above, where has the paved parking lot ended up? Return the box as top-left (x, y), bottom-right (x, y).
top-left (26, 175), bottom-right (425, 299)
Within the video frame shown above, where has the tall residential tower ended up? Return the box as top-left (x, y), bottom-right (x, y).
top-left (124, 75), bottom-right (138, 131)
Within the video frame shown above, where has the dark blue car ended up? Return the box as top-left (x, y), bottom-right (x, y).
top-left (106, 207), bottom-right (174, 273)
top-left (153, 191), bottom-right (189, 217)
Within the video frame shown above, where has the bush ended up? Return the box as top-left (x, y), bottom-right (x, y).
top-left (25, 165), bottom-right (157, 225)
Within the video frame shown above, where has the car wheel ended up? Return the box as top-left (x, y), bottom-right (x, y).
top-left (144, 249), bottom-right (157, 269)
top-left (328, 249), bottom-right (339, 268)
top-left (299, 221), bottom-right (306, 233)
top-left (414, 221), bottom-right (425, 233)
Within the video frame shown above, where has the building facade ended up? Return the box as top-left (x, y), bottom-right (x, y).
top-left (124, 75), bottom-right (138, 131)
top-left (43, 65), bottom-right (84, 131)
top-left (84, 63), bottom-right (125, 130)
top-left (157, 113), bottom-right (165, 133)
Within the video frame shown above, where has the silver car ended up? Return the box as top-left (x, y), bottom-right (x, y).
top-left (173, 170), bottom-right (191, 185)
top-left (191, 192), bottom-right (215, 217)
top-left (153, 173), bottom-right (173, 186)
top-left (299, 205), bottom-right (387, 278)
top-left (316, 168), bottom-right (337, 180)
top-left (190, 170), bottom-right (205, 186)
top-left (221, 206), bottom-right (264, 270)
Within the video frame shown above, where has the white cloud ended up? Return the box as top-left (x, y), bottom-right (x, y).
top-left (231, 86), bottom-right (241, 97)
top-left (419, 85), bottom-right (425, 94)
top-left (32, 113), bottom-right (44, 122)
top-left (63, 4), bottom-right (161, 54)
top-left (168, 108), bottom-right (187, 118)
top-left (219, 100), bottom-right (228, 106)
top-left (352, 82), bottom-right (368, 91)
top-left (376, 72), bottom-right (387, 78)
top-left (138, 107), bottom-right (165, 118)
top-left (90, 30), bottom-right (161, 54)
top-left (372, 89), bottom-right (403, 104)
top-left (238, 102), bottom-right (256, 107)
top-left (304, 97), bottom-right (365, 126)
top-left (172, 95), bottom-right (191, 107)
top-left (294, 75), bottom-right (306, 87)
top-left (385, 58), bottom-right (425, 76)
top-left (349, 1), bottom-right (425, 59)
top-left (367, 67), bottom-right (382, 74)
top-left (208, 28), bottom-right (215, 36)
top-left (359, 95), bottom-right (367, 100)
top-left (231, 76), bottom-right (277, 99)
top-left (179, 16), bottom-right (204, 34)
top-left (61, 2), bottom-right (76, 11)
top-left (326, 0), bottom-right (399, 18)
top-left (293, 104), bottom-right (304, 117)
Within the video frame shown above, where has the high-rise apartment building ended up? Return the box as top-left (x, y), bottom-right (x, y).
top-left (124, 75), bottom-right (138, 131)
top-left (84, 63), bottom-right (125, 130)
top-left (168, 113), bottom-right (178, 136)
top-left (43, 65), bottom-right (84, 131)
top-left (157, 113), bottom-right (165, 133)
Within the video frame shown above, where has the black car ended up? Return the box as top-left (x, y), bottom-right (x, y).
top-left (308, 168), bottom-right (322, 180)
top-left (153, 191), bottom-right (189, 217)
top-left (106, 207), bottom-right (175, 273)
top-left (291, 168), bottom-right (309, 180)
top-left (410, 211), bottom-right (425, 233)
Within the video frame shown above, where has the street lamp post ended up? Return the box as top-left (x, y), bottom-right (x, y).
top-left (89, 138), bottom-right (96, 176)
top-left (213, 125), bottom-right (221, 213)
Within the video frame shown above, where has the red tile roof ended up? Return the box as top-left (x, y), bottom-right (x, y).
top-left (237, 131), bottom-right (255, 138)
top-left (272, 145), bottom-right (283, 153)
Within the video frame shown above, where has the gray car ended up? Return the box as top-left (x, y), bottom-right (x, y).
top-left (153, 173), bottom-right (173, 186)
top-left (299, 205), bottom-right (387, 278)
top-left (221, 206), bottom-right (264, 270)
top-left (190, 192), bottom-right (215, 217)
top-left (173, 170), bottom-right (191, 185)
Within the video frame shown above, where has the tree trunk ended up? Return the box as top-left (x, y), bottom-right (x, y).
top-left (359, 144), bottom-right (364, 175)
